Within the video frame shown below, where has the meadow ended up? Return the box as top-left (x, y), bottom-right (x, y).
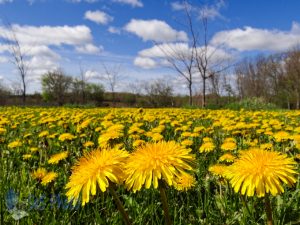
top-left (0, 107), bottom-right (299, 225)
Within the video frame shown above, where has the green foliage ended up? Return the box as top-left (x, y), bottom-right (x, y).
top-left (225, 97), bottom-right (279, 110)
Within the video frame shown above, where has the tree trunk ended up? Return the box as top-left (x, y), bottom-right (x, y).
top-left (188, 82), bottom-right (193, 106)
top-left (202, 77), bottom-right (206, 108)
top-left (22, 82), bottom-right (26, 105)
top-left (296, 91), bottom-right (300, 109)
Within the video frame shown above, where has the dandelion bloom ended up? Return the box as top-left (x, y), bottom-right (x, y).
top-left (58, 133), bottom-right (76, 141)
top-left (221, 142), bottom-right (237, 151)
top-left (38, 131), bottom-right (49, 138)
top-left (83, 141), bottom-right (94, 148)
top-left (41, 172), bottom-right (58, 185)
top-left (8, 140), bottom-right (22, 148)
top-left (132, 139), bottom-right (145, 148)
top-left (151, 133), bottom-right (164, 142)
top-left (48, 151), bottom-right (68, 164)
top-left (22, 154), bottom-right (32, 160)
top-left (273, 131), bottom-right (290, 142)
top-left (225, 149), bottom-right (297, 197)
top-left (125, 141), bottom-right (196, 192)
top-left (66, 148), bottom-right (129, 206)
top-left (209, 164), bottom-right (228, 178)
top-left (174, 173), bottom-right (196, 191)
top-left (219, 153), bottom-right (235, 163)
top-left (260, 143), bottom-right (273, 150)
top-left (199, 142), bottom-right (215, 153)
top-left (181, 139), bottom-right (193, 147)
top-left (98, 124), bottom-right (124, 147)
top-left (31, 168), bottom-right (47, 181)
top-left (0, 127), bottom-right (6, 134)
top-left (30, 147), bottom-right (38, 153)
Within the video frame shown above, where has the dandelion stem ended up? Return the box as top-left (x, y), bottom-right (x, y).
top-left (241, 195), bottom-right (251, 217)
top-left (109, 185), bottom-right (131, 225)
top-left (264, 194), bottom-right (273, 225)
top-left (159, 181), bottom-right (172, 225)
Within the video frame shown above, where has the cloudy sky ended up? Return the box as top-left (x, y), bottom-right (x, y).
top-left (1, 0), bottom-right (300, 94)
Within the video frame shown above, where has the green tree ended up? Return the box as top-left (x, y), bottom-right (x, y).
top-left (41, 70), bottom-right (73, 106)
top-left (85, 83), bottom-right (105, 106)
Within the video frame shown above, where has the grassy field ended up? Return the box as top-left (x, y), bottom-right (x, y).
top-left (0, 107), bottom-right (299, 225)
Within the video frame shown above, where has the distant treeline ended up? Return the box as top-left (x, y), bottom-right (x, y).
top-left (2, 48), bottom-right (300, 109)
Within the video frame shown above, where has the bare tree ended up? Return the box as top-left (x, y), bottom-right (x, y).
top-left (284, 48), bottom-right (300, 109)
top-left (102, 63), bottom-right (123, 106)
top-left (4, 24), bottom-right (30, 104)
top-left (154, 42), bottom-right (195, 106)
top-left (192, 17), bottom-right (230, 107)
top-left (170, 1), bottom-right (231, 108)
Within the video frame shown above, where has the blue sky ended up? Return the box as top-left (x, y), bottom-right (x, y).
top-left (1, 0), bottom-right (300, 94)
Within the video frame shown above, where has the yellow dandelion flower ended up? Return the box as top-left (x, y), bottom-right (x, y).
top-left (41, 172), bottom-right (58, 186)
top-left (31, 168), bottom-right (47, 181)
top-left (124, 141), bottom-right (196, 193)
top-left (38, 131), bottom-right (49, 138)
top-left (30, 147), bottom-right (38, 153)
top-left (202, 137), bottom-right (213, 143)
top-left (209, 164), bottom-right (228, 178)
top-left (151, 133), bottom-right (164, 142)
top-left (221, 142), bottom-right (237, 151)
top-left (260, 143), bottom-right (273, 150)
top-left (58, 133), bottom-right (76, 141)
top-left (83, 141), bottom-right (94, 148)
top-left (132, 139), bottom-right (145, 148)
top-left (193, 126), bottom-right (205, 133)
top-left (219, 153), bottom-right (235, 163)
top-left (273, 131), bottom-right (290, 142)
top-left (23, 154), bottom-right (32, 160)
top-left (181, 139), bottom-right (193, 147)
top-left (48, 151), bottom-right (69, 164)
top-left (181, 132), bottom-right (192, 138)
top-left (224, 137), bottom-right (236, 143)
top-left (65, 148), bottom-right (129, 206)
top-left (225, 149), bottom-right (297, 197)
top-left (174, 173), bottom-right (196, 191)
top-left (199, 142), bottom-right (215, 153)
top-left (95, 127), bottom-right (102, 132)
top-left (98, 125), bottom-right (124, 147)
top-left (8, 140), bottom-right (22, 148)
top-left (0, 127), bottom-right (7, 134)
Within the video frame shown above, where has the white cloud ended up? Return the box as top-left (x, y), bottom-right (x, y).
top-left (0, 24), bottom-right (101, 86)
top-left (108, 26), bottom-right (121, 34)
top-left (75, 44), bottom-right (103, 54)
top-left (134, 42), bottom-right (233, 69)
top-left (84, 70), bottom-right (100, 79)
top-left (134, 56), bottom-right (156, 69)
top-left (171, 0), bottom-right (225, 20)
top-left (84, 10), bottom-right (113, 25)
top-left (25, 45), bottom-right (60, 59)
top-left (112, 0), bottom-right (143, 8)
top-left (124, 19), bottom-right (188, 42)
top-left (171, 1), bottom-right (190, 11)
top-left (139, 42), bottom-right (190, 58)
top-left (0, 44), bottom-right (10, 53)
top-left (199, 0), bottom-right (225, 20)
top-left (0, 0), bottom-right (13, 4)
top-left (67, 0), bottom-right (99, 3)
top-left (211, 22), bottom-right (300, 52)
top-left (0, 24), bottom-right (93, 46)
top-left (0, 56), bottom-right (8, 63)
